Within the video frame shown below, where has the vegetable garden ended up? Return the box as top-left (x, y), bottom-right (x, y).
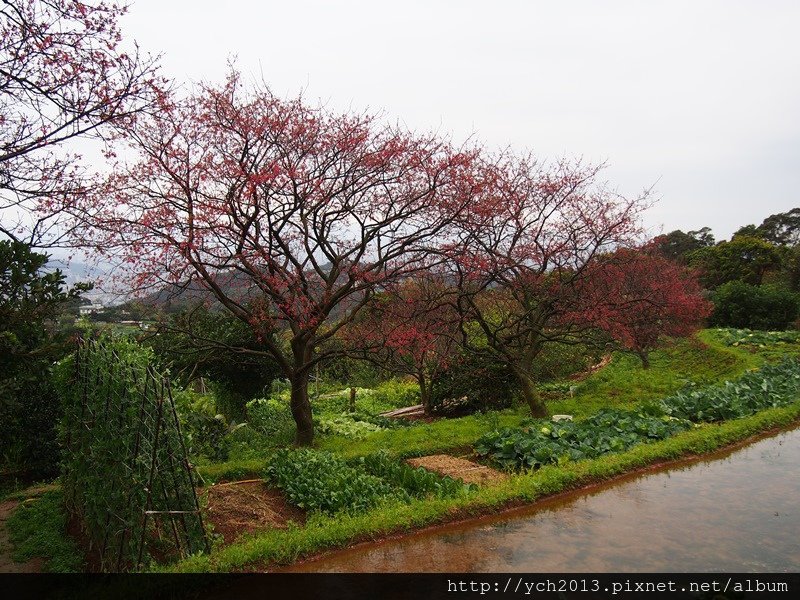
top-left (5, 327), bottom-right (800, 573)
top-left (58, 337), bottom-right (208, 570)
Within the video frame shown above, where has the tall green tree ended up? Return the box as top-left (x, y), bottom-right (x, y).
top-left (652, 228), bottom-right (715, 263)
top-left (734, 208), bottom-right (800, 247)
top-left (0, 240), bottom-right (89, 475)
top-left (688, 235), bottom-right (783, 288)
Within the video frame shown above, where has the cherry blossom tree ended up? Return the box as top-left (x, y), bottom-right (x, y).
top-left (575, 247), bottom-right (713, 368)
top-left (450, 154), bottom-right (647, 417)
top-left (343, 276), bottom-right (460, 415)
top-left (73, 71), bottom-right (477, 444)
top-left (1, 0), bottom-right (161, 246)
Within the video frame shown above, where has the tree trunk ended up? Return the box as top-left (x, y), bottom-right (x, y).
top-left (637, 350), bottom-right (650, 369)
top-left (289, 370), bottom-right (314, 446)
top-left (349, 387), bottom-right (356, 413)
top-left (418, 375), bottom-right (431, 416)
top-left (513, 367), bottom-right (548, 417)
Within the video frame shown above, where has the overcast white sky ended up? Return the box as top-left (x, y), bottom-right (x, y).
top-left (121, 0), bottom-right (800, 241)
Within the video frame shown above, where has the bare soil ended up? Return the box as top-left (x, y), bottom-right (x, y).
top-left (202, 480), bottom-right (305, 545)
top-left (406, 454), bottom-right (509, 486)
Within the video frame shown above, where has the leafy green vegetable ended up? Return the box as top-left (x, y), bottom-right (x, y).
top-left (315, 414), bottom-right (385, 439)
top-left (355, 451), bottom-right (475, 498)
top-left (712, 327), bottom-right (800, 347)
top-left (475, 409), bottom-right (691, 471)
top-left (660, 358), bottom-right (800, 422)
top-left (266, 449), bottom-right (406, 515)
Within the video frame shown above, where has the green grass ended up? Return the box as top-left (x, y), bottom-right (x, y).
top-left (318, 333), bottom-right (755, 457)
top-left (196, 458), bottom-right (269, 485)
top-left (164, 401), bottom-right (800, 573)
top-left (5, 488), bottom-right (84, 572)
top-left (549, 334), bottom-right (756, 418)
top-left (317, 408), bottom-right (529, 458)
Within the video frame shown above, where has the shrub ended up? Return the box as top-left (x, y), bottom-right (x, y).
top-left (710, 281), bottom-right (800, 330)
top-left (221, 426), bottom-right (272, 461)
top-left (0, 240), bottom-right (87, 478)
top-left (173, 389), bottom-right (232, 460)
top-left (315, 414), bottom-right (384, 439)
top-left (0, 377), bottom-right (62, 478)
top-left (245, 397), bottom-right (295, 445)
top-left (431, 353), bottom-right (516, 415)
top-left (528, 342), bottom-right (603, 383)
top-left (370, 379), bottom-right (420, 411)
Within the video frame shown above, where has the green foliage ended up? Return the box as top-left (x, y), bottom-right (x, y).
top-left (316, 414), bottom-right (385, 439)
top-left (652, 228), bottom-right (715, 263)
top-left (475, 409), bottom-right (692, 471)
top-left (0, 240), bottom-right (90, 476)
top-left (266, 449), bottom-right (405, 515)
top-left (529, 341), bottom-right (604, 383)
top-left (660, 358), bottom-right (800, 422)
top-left (265, 447), bottom-right (472, 518)
top-left (712, 328), bottom-right (800, 347)
top-left (688, 235), bottom-right (783, 288)
top-left (314, 380), bottom-right (419, 417)
top-left (741, 208), bottom-right (800, 247)
top-left (172, 389), bottom-right (233, 460)
top-left (316, 350), bottom-right (382, 389)
top-left (146, 306), bottom-right (282, 420)
top-left (245, 397), bottom-right (295, 445)
top-left (710, 281), bottom-right (800, 330)
top-left (0, 240), bottom-right (89, 367)
top-left (56, 336), bottom-right (206, 570)
top-left (6, 489), bottom-right (84, 572)
top-left (1, 378), bottom-right (62, 477)
top-left (355, 451), bottom-right (474, 498)
top-left (431, 351), bottom-right (516, 415)
top-left (219, 426), bottom-right (273, 461)
top-left (370, 379), bottom-right (421, 410)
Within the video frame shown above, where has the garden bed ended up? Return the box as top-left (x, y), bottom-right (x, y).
top-left (405, 455), bottom-right (508, 486)
top-left (203, 481), bottom-right (305, 545)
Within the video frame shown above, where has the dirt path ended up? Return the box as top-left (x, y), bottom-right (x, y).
top-left (0, 499), bottom-right (42, 573)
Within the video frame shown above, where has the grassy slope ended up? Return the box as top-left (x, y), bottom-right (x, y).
top-left (550, 332), bottom-right (757, 417)
top-left (318, 332), bottom-right (756, 459)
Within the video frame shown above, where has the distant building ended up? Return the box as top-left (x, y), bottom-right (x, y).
top-left (79, 303), bottom-right (105, 316)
